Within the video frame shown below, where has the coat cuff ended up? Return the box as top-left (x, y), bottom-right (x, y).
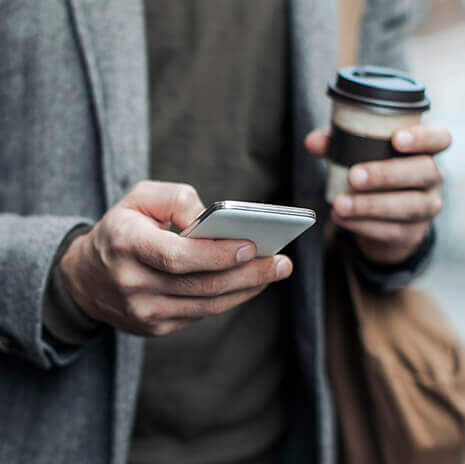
top-left (343, 226), bottom-right (436, 291)
top-left (0, 215), bottom-right (97, 369)
top-left (42, 225), bottom-right (102, 346)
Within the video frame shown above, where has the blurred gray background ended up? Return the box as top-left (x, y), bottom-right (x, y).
top-left (409, 0), bottom-right (465, 338)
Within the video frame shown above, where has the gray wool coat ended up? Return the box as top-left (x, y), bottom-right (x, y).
top-left (0, 1), bottom-right (412, 463)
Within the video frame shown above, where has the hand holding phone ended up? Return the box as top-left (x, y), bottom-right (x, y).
top-left (59, 183), bottom-right (297, 339)
top-left (182, 201), bottom-right (317, 257)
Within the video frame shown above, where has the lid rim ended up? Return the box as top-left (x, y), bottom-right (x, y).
top-left (328, 65), bottom-right (430, 112)
top-left (328, 85), bottom-right (431, 112)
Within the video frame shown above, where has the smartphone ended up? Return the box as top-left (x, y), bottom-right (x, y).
top-left (181, 201), bottom-right (317, 257)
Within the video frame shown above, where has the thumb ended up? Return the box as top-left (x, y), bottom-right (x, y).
top-left (304, 127), bottom-right (330, 158)
top-left (120, 181), bottom-right (205, 230)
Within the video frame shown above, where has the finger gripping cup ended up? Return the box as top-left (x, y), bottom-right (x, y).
top-left (326, 66), bottom-right (430, 203)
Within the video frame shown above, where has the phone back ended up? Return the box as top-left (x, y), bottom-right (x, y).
top-left (183, 208), bottom-right (316, 256)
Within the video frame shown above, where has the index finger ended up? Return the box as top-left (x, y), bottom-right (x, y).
top-left (120, 181), bottom-right (205, 230)
top-left (133, 224), bottom-right (258, 274)
top-left (393, 124), bottom-right (452, 155)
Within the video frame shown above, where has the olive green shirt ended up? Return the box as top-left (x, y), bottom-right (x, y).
top-left (129, 2), bottom-right (289, 464)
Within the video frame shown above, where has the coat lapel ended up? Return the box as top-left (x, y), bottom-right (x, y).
top-left (66, 2), bottom-right (147, 464)
top-left (290, 0), bottom-right (337, 207)
top-left (289, 1), bottom-right (337, 463)
top-left (67, 0), bottom-right (149, 207)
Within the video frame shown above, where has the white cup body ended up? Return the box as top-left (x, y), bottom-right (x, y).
top-left (326, 101), bottom-right (423, 203)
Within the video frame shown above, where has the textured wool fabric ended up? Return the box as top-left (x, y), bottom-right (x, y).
top-left (0, 1), bottom-right (415, 464)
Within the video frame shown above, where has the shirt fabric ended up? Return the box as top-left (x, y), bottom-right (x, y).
top-left (129, 2), bottom-right (289, 464)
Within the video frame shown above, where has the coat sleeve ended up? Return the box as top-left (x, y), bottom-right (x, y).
top-left (345, 227), bottom-right (436, 291)
top-left (42, 225), bottom-right (102, 346)
top-left (359, 0), bottom-right (413, 70)
top-left (0, 214), bottom-right (94, 369)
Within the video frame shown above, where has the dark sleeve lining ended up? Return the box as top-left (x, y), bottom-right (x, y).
top-left (42, 225), bottom-right (103, 347)
top-left (341, 226), bottom-right (436, 291)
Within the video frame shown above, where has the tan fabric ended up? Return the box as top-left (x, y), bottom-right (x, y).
top-left (338, 0), bottom-right (365, 67)
top-left (326, 239), bottom-right (465, 464)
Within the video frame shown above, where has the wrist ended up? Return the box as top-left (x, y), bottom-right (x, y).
top-left (351, 226), bottom-right (434, 270)
top-left (58, 232), bottom-right (97, 321)
top-left (355, 235), bottom-right (424, 265)
top-left (341, 226), bottom-right (435, 290)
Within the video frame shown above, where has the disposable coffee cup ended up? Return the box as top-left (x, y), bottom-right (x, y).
top-left (326, 65), bottom-right (430, 203)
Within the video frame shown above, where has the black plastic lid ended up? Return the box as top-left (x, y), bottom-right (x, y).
top-left (328, 65), bottom-right (430, 112)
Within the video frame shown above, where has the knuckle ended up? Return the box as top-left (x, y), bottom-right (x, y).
top-left (159, 247), bottom-right (183, 274)
top-left (430, 124), bottom-right (452, 150)
top-left (176, 184), bottom-right (199, 207)
top-left (108, 221), bottom-right (132, 256)
top-left (188, 299), bottom-right (208, 317)
top-left (113, 268), bottom-right (140, 293)
top-left (129, 303), bottom-right (152, 324)
top-left (109, 233), bottom-right (130, 257)
top-left (211, 243), bottom-right (235, 268)
top-left (420, 156), bottom-right (440, 188)
top-left (151, 322), bottom-right (175, 337)
top-left (245, 262), bottom-right (268, 288)
top-left (350, 196), bottom-right (362, 215)
top-left (128, 297), bottom-right (165, 324)
top-left (255, 262), bottom-right (272, 285)
top-left (430, 193), bottom-right (443, 216)
top-left (204, 297), bottom-right (224, 316)
top-left (135, 235), bottom-right (155, 262)
top-left (200, 275), bottom-right (224, 296)
top-left (359, 195), bottom-right (377, 217)
top-left (174, 275), bottom-right (196, 294)
top-left (368, 163), bottom-right (390, 187)
top-left (147, 306), bottom-right (164, 322)
top-left (131, 180), bottom-right (152, 196)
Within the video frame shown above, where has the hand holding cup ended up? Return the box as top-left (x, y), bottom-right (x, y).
top-left (305, 66), bottom-right (451, 264)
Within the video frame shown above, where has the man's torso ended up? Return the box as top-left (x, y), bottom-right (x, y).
top-left (130, 2), bottom-right (289, 463)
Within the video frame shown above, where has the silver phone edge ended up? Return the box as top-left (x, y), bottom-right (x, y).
top-left (180, 201), bottom-right (317, 238)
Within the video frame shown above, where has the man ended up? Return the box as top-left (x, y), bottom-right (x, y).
top-left (0, 1), bottom-right (450, 463)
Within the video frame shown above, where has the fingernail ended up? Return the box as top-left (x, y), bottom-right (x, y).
top-left (236, 245), bottom-right (256, 263)
top-left (351, 167), bottom-right (368, 188)
top-left (276, 258), bottom-right (292, 280)
top-left (395, 130), bottom-right (414, 150)
top-left (335, 195), bottom-right (353, 215)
